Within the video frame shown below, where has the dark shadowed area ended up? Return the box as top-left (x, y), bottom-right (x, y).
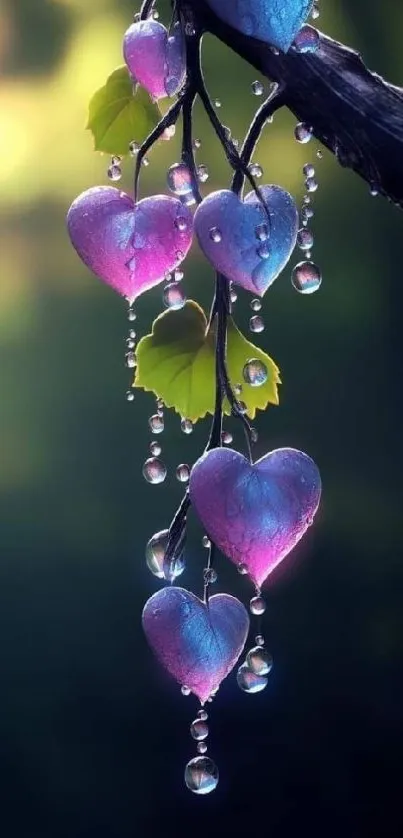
top-left (1, 1), bottom-right (402, 836)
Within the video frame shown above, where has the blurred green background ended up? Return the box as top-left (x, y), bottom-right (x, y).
top-left (1, 1), bottom-right (403, 836)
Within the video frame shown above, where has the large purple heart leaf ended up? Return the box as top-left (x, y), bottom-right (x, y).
top-left (123, 19), bottom-right (185, 100)
top-left (206, 0), bottom-right (314, 52)
top-left (67, 186), bottom-right (193, 303)
top-left (142, 587), bottom-right (250, 704)
top-left (189, 447), bottom-right (321, 588)
top-left (194, 187), bottom-right (298, 296)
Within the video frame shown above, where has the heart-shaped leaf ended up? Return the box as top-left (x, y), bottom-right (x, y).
top-left (134, 300), bottom-right (280, 421)
top-left (87, 66), bottom-right (160, 156)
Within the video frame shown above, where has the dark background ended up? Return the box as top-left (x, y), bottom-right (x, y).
top-left (1, 1), bottom-right (403, 836)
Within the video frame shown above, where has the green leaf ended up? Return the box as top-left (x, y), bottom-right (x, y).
top-left (87, 66), bottom-right (160, 156)
top-left (134, 301), bottom-right (280, 422)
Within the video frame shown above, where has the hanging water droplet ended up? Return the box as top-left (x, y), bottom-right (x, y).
top-left (149, 441), bottom-right (162, 456)
top-left (198, 709), bottom-right (208, 720)
top-left (243, 358), bottom-right (268, 387)
top-left (209, 226), bottom-right (222, 243)
top-left (221, 430), bottom-right (233, 445)
top-left (129, 141), bottom-right (139, 156)
top-left (250, 595), bottom-right (266, 616)
top-left (149, 414), bottom-right (164, 434)
top-left (163, 283), bottom-right (186, 310)
top-left (167, 162), bottom-right (193, 196)
top-left (292, 261), bottom-right (322, 294)
top-left (370, 185), bottom-right (379, 197)
top-left (255, 634), bottom-right (265, 646)
top-left (197, 164), bottom-right (209, 183)
top-left (303, 163), bottom-right (315, 179)
top-left (125, 351), bottom-right (136, 369)
top-left (128, 307), bottom-right (136, 322)
top-left (230, 288), bottom-right (238, 304)
top-left (193, 138), bottom-right (201, 150)
top-left (257, 241), bottom-right (270, 260)
top-left (293, 25), bottom-right (320, 54)
top-left (107, 164), bottom-right (122, 181)
top-left (174, 268), bottom-right (184, 282)
top-left (143, 457), bottom-right (167, 485)
top-left (246, 646), bottom-right (273, 677)
top-left (126, 339), bottom-right (135, 350)
top-left (297, 228), bottom-right (314, 251)
top-left (238, 562), bottom-right (248, 575)
top-left (181, 685), bottom-right (191, 696)
top-left (181, 417), bottom-right (193, 435)
top-left (203, 567), bottom-right (218, 584)
top-left (300, 206), bottom-right (314, 225)
top-left (251, 80), bottom-right (264, 96)
top-left (237, 663), bottom-right (268, 694)
top-left (202, 535), bottom-right (211, 549)
top-left (249, 163), bottom-right (263, 178)
top-left (305, 176), bottom-right (318, 193)
top-left (142, 157), bottom-right (150, 167)
top-left (190, 719), bottom-right (209, 740)
top-left (197, 741), bottom-right (208, 754)
top-left (176, 463), bottom-right (190, 483)
top-left (250, 298), bottom-right (262, 312)
top-left (214, 99), bottom-right (221, 108)
top-left (184, 756), bottom-right (219, 795)
top-left (295, 123), bottom-right (312, 144)
top-left (126, 390), bottom-right (135, 402)
top-left (311, 2), bottom-right (320, 20)
top-left (249, 315), bottom-right (265, 333)
top-left (145, 529), bottom-right (184, 580)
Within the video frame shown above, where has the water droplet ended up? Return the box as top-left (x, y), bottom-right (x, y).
top-left (251, 80), bottom-right (264, 96)
top-left (247, 647), bottom-right (273, 676)
top-left (198, 709), bottom-right (208, 721)
top-left (221, 430), bottom-right (233, 445)
top-left (301, 206), bottom-right (314, 224)
top-left (174, 268), bottom-right (184, 282)
top-left (209, 226), bottom-right (222, 243)
top-left (125, 351), bottom-right (136, 369)
top-left (126, 390), bottom-right (134, 402)
top-left (255, 223), bottom-right (269, 242)
top-left (190, 719), bottom-right (209, 740)
top-left (214, 99), bottom-right (221, 108)
top-left (126, 339), bottom-right (135, 350)
top-left (184, 756), bottom-right (219, 795)
top-left (242, 358), bottom-right (268, 387)
top-left (230, 288), bottom-right (238, 304)
top-left (238, 563), bottom-right (248, 575)
top-left (143, 457), bottom-right (167, 485)
top-left (203, 567), bottom-right (218, 584)
top-left (303, 163), bottom-right (315, 178)
top-left (257, 241), bottom-right (270, 259)
top-left (107, 164), bottom-right (122, 181)
top-left (197, 741), bottom-right (208, 754)
top-left (181, 685), bottom-right (191, 696)
top-left (181, 417), bottom-right (193, 435)
top-left (237, 663), bottom-right (268, 694)
top-left (163, 283), bottom-right (186, 310)
top-left (295, 123), bottom-right (312, 144)
top-left (370, 185), bottom-right (379, 197)
top-left (234, 383), bottom-right (242, 395)
top-left (305, 176), bottom-right (318, 193)
top-left (167, 162), bottom-right (193, 196)
top-left (316, 149), bottom-right (323, 159)
top-left (175, 249), bottom-right (185, 261)
top-left (249, 163), bottom-right (263, 178)
top-left (250, 298), bottom-right (262, 312)
top-left (129, 141), bottom-right (139, 156)
top-left (250, 595), bottom-right (266, 616)
top-left (311, 2), bottom-right (320, 20)
top-left (175, 216), bottom-right (188, 232)
top-left (149, 414), bottom-right (164, 434)
top-left (176, 463), bottom-right (190, 483)
top-left (142, 157), bottom-right (150, 167)
top-left (249, 315), bottom-right (265, 333)
top-left (197, 164), bottom-right (209, 183)
top-left (255, 634), bottom-right (265, 646)
top-left (149, 441), bottom-right (162, 456)
top-left (162, 124), bottom-right (176, 141)
top-left (297, 228), bottom-right (314, 251)
top-left (293, 25), bottom-right (320, 54)
top-left (202, 535), bottom-right (211, 549)
top-left (145, 529), bottom-right (184, 580)
top-left (292, 261), bottom-right (322, 294)
top-left (128, 307), bottom-right (136, 322)
top-left (193, 138), bottom-right (201, 150)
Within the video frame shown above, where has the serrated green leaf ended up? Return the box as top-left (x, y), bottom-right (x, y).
top-left (87, 66), bottom-right (160, 156)
top-left (134, 301), bottom-right (280, 422)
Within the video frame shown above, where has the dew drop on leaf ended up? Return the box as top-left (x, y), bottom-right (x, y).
top-left (145, 529), bottom-right (184, 579)
top-left (243, 359), bottom-right (268, 387)
top-left (295, 123), bottom-right (312, 144)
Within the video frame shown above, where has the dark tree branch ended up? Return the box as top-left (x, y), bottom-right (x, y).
top-left (193, 2), bottom-right (403, 208)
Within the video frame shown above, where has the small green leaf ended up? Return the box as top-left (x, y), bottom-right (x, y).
top-left (87, 66), bottom-right (160, 156)
top-left (135, 301), bottom-right (280, 422)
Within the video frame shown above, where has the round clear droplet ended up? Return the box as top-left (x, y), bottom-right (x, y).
top-left (250, 595), bottom-right (266, 615)
top-left (249, 315), bottom-right (265, 333)
top-left (145, 528), bottom-right (184, 580)
top-left (126, 390), bottom-right (134, 402)
top-left (198, 709), bottom-right (208, 720)
top-left (237, 662), bottom-right (268, 694)
top-left (181, 685), bottom-right (191, 696)
top-left (184, 756), bottom-right (219, 795)
top-left (107, 164), bottom-right (122, 181)
top-left (246, 646), bottom-right (273, 677)
top-left (197, 164), bottom-right (209, 183)
top-left (303, 163), bottom-right (315, 178)
top-left (181, 417), bottom-right (193, 435)
top-left (125, 351), bottom-right (136, 369)
top-left (255, 634), bottom-right (265, 646)
top-left (297, 228), bottom-right (314, 251)
top-left (197, 741), bottom-right (208, 754)
top-left (250, 298), bottom-right (262, 312)
top-left (251, 80), bottom-right (264, 96)
top-left (190, 719), bottom-right (209, 741)
top-left (243, 358), bottom-right (268, 387)
top-left (295, 123), bottom-right (312, 144)
top-left (203, 567), bottom-right (218, 584)
top-left (202, 535), bottom-right (211, 549)
top-left (176, 463), bottom-right (190, 483)
top-left (209, 226), bottom-right (222, 243)
top-left (163, 283), bottom-right (186, 310)
top-left (143, 457), bottom-right (167, 485)
top-left (238, 562), bottom-right (248, 575)
top-left (149, 441), bottom-right (162, 456)
top-left (129, 141), bottom-right (139, 156)
top-left (305, 176), bottom-right (318, 193)
top-left (221, 430), bottom-right (233, 444)
top-left (249, 163), bottom-right (263, 178)
top-left (292, 261), bottom-right (322, 294)
top-left (149, 414), bottom-right (164, 434)
top-left (293, 25), bottom-right (320, 54)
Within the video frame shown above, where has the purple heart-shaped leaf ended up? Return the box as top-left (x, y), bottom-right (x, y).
top-left (123, 19), bottom-right (185, 100)
top-left (67, 186), bottom-right (193, 303)
top-left (142, 586), bottom-right (250, 703)
top-left (189, 447), bottom-right (321, 587)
